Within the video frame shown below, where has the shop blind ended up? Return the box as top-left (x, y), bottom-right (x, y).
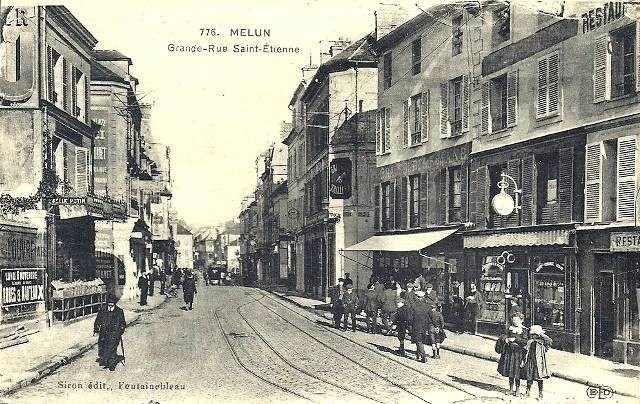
top-left (616, 136), bottom-right (637, 221)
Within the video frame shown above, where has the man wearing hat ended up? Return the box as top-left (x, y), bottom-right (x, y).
top-left (424, 283), bottom-right (438, 312)
top-left (342, 283), bottom-right (359, 331)
top-left (93, 294), bottom-right (126, 371)
top-left (330, 278), bottom-right (345, 329)
top-left (410, 289), bottom-right (432, 363)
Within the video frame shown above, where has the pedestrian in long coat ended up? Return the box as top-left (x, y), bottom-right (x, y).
top-left (148, 270), bottom-right (155, 297)
top-left (464, 282), bottom-right (485, 334)
top-left (497, 314), bottom-right (528, 396)
top-left (393, 298), bottom-right (409, 356)
top-left (138, 273), bottom-right (149, 306)
top-left (183, 271), bottom-right (197, 310)
top-left (410, 290), bottom-right (432, 363)
top-left (93, 294), bottom-right (126, 371)
top-left (381, 283), bottom-right (398, 335)
top-left (330, 278), bottom-right (345, 329)
top-left (363, 283), bottom-right (379, 333)
top-left (342, 284), bottom-right (359, 331)
top-left (158, 270), bottom-right (167, 295)
top-left (522, 325), bottom-right (552, 400)
top-left (428, 304), bottom-right (446, 358)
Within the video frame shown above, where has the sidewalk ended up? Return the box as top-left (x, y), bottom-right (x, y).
top-left (0, 292), bottom-right (166, 397)
top-left (269, 289), bottom-right (640, 399)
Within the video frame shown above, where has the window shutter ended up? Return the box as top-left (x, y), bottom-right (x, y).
top-left (616, 136), bottom-right (637, 221)
top-left (419, 172), bottom-right (428, 227)
top-left (475, 166), bottom-right (488, 228)
top-left (403, 99), bottom-right (409, 147)
top-left (462, 75), bottom-right (470, 132)
top-left (384, 106), bottom-right (391, 153)
top-left (437, 168), bottom-right (447, 225)
top-left (46, 46), bottom-right (54, 102)
top-left (506, 70), bottom-right (518, 127)
top-left (506, 159), bottom-right (521, 227)
top-left (321, 169), bottom-right (328, 205)
top-left (376, 109), bottom-right (381, 154)
top-left (521, 155), bottom-right (537, 226)
top-left (585, 142), bottom-right (602, 223)
top-left (460, 164), bottom-right (468, 223)
top-left (548, 52), bottom-right (560, 115)
top-left (75, 147), bottom-right (88, 196)
top-left (481, 82), bottom-right (491, 135)
top-left (439, 82), bottom-right (450, 138)
top-left (558, 147), bottom-right (574, 223)
top-left (86, 151), bottom-right (91, 193)
top-left (374, 185), bottom-right (380, 231)
top-left (85, 76), bottom-right (90, 123)
top-left (593, 35), bottom-right (610, 103)
top-left (62, 58), bottom-right (68, 111)
top-left (537, 57), bottom-right (548, 118)
top-left (71, 68), bottom-right (77, 117)
top-left (636, 20), bottom-right (640, 93)
top-left (400, 177), bottom-right (408, 229)
top-left (389, 180), bottom-right (396, 229)
top-left (421, 90), bottom-right (429, 142)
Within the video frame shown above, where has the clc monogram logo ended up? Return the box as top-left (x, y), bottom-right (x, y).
top-left (586, 385), bottom-right (614, 399)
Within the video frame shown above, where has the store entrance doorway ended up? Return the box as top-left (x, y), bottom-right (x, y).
top-left (595, 271), bottom-right (615, 358)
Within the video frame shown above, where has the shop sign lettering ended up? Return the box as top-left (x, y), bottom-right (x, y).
top-left (1, 268), bottom-right (44, 305)
top-left (610, 232), bottom-right (640, 252)
top-left (581, 2), bottom-right (625, 34)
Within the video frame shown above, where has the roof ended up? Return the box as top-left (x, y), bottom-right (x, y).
top-left (176, 223), bottom-right (192, 235)
top-left (331, 111), bottom-right (376, 145)
top-left (93, 50), bottom-right (132, 64)
top-left (47, 6), bottom-right (98, 50)
top-left (91, 62), bottom-right (128, 85)
top-left (302, 33), bottom-right (377, 102)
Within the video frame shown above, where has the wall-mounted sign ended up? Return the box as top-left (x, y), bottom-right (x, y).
top-left (581, 2), bottom-right (625, 34)
top-left (1, 268), bottom-right (44, 306)
top-left (329, 158), bottom-right (352, 199)
top-left (491, 192), bottom-right (515, 216)
top-left (611, 232), bottom-right (640, 252)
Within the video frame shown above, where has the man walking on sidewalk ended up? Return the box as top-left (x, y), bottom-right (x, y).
top-left (342, 284), bottom-right (359, 331)
top-left (464, 282), bottom-right (485, 335)
top-left (183, 270), bottom-right (197, 310)
top-left (411, 290), bottom-right (431, 363)
top-left (330, 278), bottom-right (345, 329)
top-left (138, 273), bottom-right (149, 306)
top-left (93, 294), bottom-right (126, 371)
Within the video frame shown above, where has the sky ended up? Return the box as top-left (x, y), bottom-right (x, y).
top-left (53, 0), bottom-right (419, 229)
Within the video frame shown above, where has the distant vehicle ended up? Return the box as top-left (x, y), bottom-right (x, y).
top-left (207, 266), bottom-right (226, 286)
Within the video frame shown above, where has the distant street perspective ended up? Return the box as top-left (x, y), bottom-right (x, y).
top-left (4, 284), bottom-right (638, 404)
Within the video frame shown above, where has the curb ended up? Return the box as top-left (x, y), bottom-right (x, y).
top-left (268, 291), bottom-right (640, 400)
top-left (0, 295), bottom-right (167, 398)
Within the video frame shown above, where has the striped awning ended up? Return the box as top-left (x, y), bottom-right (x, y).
top-left (463, 229), bottom-right (570, 249)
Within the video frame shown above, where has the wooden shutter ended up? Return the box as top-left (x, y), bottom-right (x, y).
top-left (585, 142), bottom-right (602, 223)
top-left (506, 70), bottom-right (518, 127)
top-left (558, 147), bottom-right (574, 223)
top-left (427, 170), bottom-right (438, 226)
top-left (384, 106), bottom-right (391, 153)
top-left (481, 82), bottom-right (491, 135)
top-left (419, 172), bottom-right (429, 227)
top-left (437, 168), bottom-right (447, 225)
top-left (537, 56), bottom-right (548, 118)
top-left (421, 90), bottom-right (429, 142)
top-left (75, 147), bottom-right (88, 196)
top-left (71, 68), bottom-right (78, 117)
top-left (462, 75), bottom-right (470, 132)
top-left (506, 159), bottom-right (521, 227)
top-left (46, 46), bottom-right (54, 102)
top-left (62, 58), bottom-right (68, 111)
top-left (400, 177), bottom-right (408, 229)
top-left (321, 169), bottom-right (328, 205)
top-left (376, 109), bottom-right (381, 154)
top-left (85, 76), bottom-right (90, 123)
top-left (374, 185), bottom-right (380, 231)
top-left (521, 155), bottom-right (537, 226)
top-left (439, 82), bottom-right (450, 138)
top-left (547, 52), bottom-right (560, 115)
top-left (637, 20), bottom-right (640, 93)
top-left (616, 136), bottom-right (638, 221)
top-left (86, 150), bottom-right (91, 193)
top-left (460, 164), bottom-right (468, 223)
top-left (593, 35), bottom-right (610, 103)
top-left (403, 99), bottom-right (409, 147)
top-left (475, 166), bottom-right (488, 227)
top-left (389, 180), bottom-right (396, 230)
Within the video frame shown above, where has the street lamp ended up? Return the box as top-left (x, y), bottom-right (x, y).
top-left (491, 173), bottom-right (522, 216)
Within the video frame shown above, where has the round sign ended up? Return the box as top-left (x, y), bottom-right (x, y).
top-left (491, 192), bottom-right (515, 216)
top-left (287, 208), bottom-right (299, 218)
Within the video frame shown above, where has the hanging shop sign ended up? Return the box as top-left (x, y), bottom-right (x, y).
top-left (610, 232), bottom-right (640, 252)
top-left (1, 268), bottom-right (44, 306)
top-left (329, 158), bottom-right (352, 199)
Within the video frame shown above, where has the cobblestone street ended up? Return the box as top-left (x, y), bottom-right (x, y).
top-left (2, 286), bottom-right (634, 404)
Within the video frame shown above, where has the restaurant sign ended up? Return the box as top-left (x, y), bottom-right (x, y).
top-left (1, 268), bottom-right (44, 306)
top-left (329, 158), bottom-right (352, 199)
top-left (610, 232), bottom-right (640, 252)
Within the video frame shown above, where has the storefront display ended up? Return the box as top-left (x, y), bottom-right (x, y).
top-left (533, 262), bottom-right (565, 328)
top-left (479, 256), bottom-right (506, 324)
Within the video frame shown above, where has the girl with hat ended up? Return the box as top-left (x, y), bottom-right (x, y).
top-left (522, 325), bottom-right (553, 400)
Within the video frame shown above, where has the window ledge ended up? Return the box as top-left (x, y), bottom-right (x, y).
top-left (605, 93), bottom-right (640, 111)
top-left (484, 128), bottom-right (511, 140)
top-left (535, 113), bottom-right (562, 127)
top-left (377, 151), bottom-right (392, 156)
top-left (408, 142), bottom-right (422, 149)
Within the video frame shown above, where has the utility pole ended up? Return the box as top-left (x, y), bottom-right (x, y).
top-left (353, 64), bottom-right (359, 290)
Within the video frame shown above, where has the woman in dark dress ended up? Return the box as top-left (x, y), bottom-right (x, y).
top-left (497, 314), bottom-right (528, 396)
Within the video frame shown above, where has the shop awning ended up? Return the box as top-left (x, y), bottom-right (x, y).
top-left (463, 229), bottom-right (570, 249)
top-left (344, 228), bottom-right (459, 252)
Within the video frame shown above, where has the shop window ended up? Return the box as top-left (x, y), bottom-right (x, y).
top-left (536, 151), bottom-right (559, 224)
top-left (383, 52), bottom-right (392, 90)
top-left (479, 256), bottom-right (506, 324)
top-left (452, 14), bottom-right (463, 56)
top-left (533, 264), bottom-right (565, 329)
top-left (493, 5), bottom-right (510, 46)
top-left (411, 37), bottom-right (421, 75)
top-left (448, 166), bottom-right (462, 223)
top-left (409, 174), bottom-right (420, 228)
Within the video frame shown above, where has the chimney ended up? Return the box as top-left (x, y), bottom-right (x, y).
top-left (320, 38), bottom-right (352, 64)
top-left (375, 3), bottom-right (409, 40)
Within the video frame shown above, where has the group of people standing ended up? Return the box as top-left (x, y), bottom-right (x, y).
top-left (329, 273), bottom-right (485, 363)
top-left (137, 267), bottom-right (198, 309)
